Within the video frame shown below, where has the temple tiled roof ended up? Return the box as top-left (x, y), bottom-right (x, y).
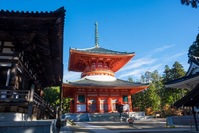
top-left (65, 78), bottom-right (148, 88)
top-left (70, 46), bottom-right (135, 55)
top-left (188, 55), bottom-right (199, 66)
top-left (164, 73), bottom-right (199, 89)
top-left (174, 84), bottom-right (199, 107)
top-left (165, 55), bottom-right (199, 89)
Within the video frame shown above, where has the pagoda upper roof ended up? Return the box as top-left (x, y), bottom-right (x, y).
top-left (70, 46), bottom-right (135, 55)
top-left (69, 46), bottom-right (135, 72)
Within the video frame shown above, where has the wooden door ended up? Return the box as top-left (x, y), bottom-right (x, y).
top-left (88, 98), bottom-right (97, 112)
top-left (100, 99), bottom-right (108, 112)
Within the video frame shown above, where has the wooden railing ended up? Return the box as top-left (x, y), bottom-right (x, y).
top-left (0, 89), bottom-right (55, 117)
top-left (33, 93), bottom-right (55, 116)
top-left (0, 89), bottom-right (29, 102)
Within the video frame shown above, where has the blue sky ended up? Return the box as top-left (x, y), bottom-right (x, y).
top-left (1, 0), bottom-right (199, 82)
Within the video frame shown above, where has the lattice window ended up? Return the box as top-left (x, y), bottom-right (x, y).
top-left (123, 95), bottom-right (128, 102)
top-left (78, 95), bottom-right (85, 103)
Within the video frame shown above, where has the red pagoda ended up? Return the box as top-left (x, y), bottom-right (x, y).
top-left (62, 22), bottom-right (148, 113)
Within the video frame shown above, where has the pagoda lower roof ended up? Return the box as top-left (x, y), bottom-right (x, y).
top-left (62, 78), bottom-right (149, 97)
top-left (63, 78), bottom-right (148, 88)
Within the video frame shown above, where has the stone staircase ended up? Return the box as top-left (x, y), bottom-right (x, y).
top-left (90, 112), bottom-right (129, 121)
top-left (62, 113), bottom-right (90, 122)
top-left (62, 112), bottom-right (146, 122)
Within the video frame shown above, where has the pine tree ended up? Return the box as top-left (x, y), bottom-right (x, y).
top-left (188, 33), bottom-right (199, 57)
top-left (132, 70), bottom-right (162, 114)
top-left (162, 65), bottom-right (172, 83)
top-left (162, 61), bottom-right (186, 106)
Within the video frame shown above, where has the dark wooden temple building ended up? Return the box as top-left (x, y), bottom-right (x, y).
top-left (0, 7), bottom-right (65, 120)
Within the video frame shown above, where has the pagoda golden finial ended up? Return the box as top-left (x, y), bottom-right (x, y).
top-left (95, 22), bottom-right (99, 47)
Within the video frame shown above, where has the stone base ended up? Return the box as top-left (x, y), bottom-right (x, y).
top-left (0, 113), bottom-right (27, 121)
top-left (0, 120), bottom-right (53, 133)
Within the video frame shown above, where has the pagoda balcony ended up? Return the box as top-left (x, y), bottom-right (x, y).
top-left (81, 68), bottom-right (115, 78)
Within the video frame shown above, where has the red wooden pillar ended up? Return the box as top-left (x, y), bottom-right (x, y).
top-left (70, 100), bottom-right (73, 113)
top-left (97, 97), bottom-right (100, 112)
top-left (74, 92), bottom-right (77, 113)
top-left (96, 89), bottom-right (100, 112)
top-left (108, 97), bottom-right (111, 112)
top-left (128, 95), bottom-right (132, 112)
top-left (86, 97), bottom-right (89, 113)
top-left (85, 90), bottom-right (89, 112)
top-left (119, 90), bottom-right (122, 104)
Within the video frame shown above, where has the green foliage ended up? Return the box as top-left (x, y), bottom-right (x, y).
top-left (132, 91), bottom-right (147, 111)
top-left (181, 0), bottom-right (199, 8)
top-left (128, 77), bottom-right (133, 82)
top-left (43, 86), bottom-right (71, 113)
top-left (131, 61), bottom-right (188, 117)
top-left (163, 62), bottom-right (185, 82)
top-left (43, 87), bottom-right (60, 106)
top-left (188, 33), bottom-right (199, 57)
top-left (162, 65), bottom-right (172, 83)
top-left (132, 70), bottom-right (162, 113)
top-left (172, 61), bottom-right (186, 79)
top-left (62, 98), bottom-right (72, 113)
top-left (162, 61), bottom-right (187, 106)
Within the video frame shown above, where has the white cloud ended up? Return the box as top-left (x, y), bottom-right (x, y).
top-left (163, 51), bottom-right (187, 64)
top-left (119, 57), bottom-right (157, 72)
top-left (63, 71), bottom-right (81, 82)
top-left (116, 45), bottom-right (186, 80)
top-left (153, 44), bottom-right (175, 53)
top-left (117, 64), bottom-right (163, 80)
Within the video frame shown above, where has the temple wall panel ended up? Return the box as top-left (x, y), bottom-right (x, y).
top-left (87, 94), bottom-right (97, 96)
top-left (99, 94), bottom-right (109, 96)
top-left (110, 94), bottom-right (120, 96)
top-left (70, 88), bottom-right (136, 113)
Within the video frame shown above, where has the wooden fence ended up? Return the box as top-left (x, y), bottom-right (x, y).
top-left (0, 89), bottom-right (55, 118)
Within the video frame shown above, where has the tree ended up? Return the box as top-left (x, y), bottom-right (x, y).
top-left (132, 70), bottom-right (162, 114)
top-left (128, 77), bottom-right (133, 82)
top-left (43, 86), bottom-right (71, 113)
top-left (172, 61), bottom-right (186, 80)
top-left (162, 65), bottom-right (172, 83)
top-left (145, 71), bottom-right (152, 83)
top-left (147, 83), bottom-right (161, 111)
top-left (181, 0), bottom-right (199, 8)
top-left (132, 90), bottom-right (147, 111)
top-left (140, 75), bottom-right (145, 83)
top-left (151, 70), bottom-right (161, 82)
top-left (163, 62), bottom-right (185, 82)
top-left (188, 33), bottom-right (199, 57)
top-left (162, 61), bottom-right (186, 105)
top-left (43, 87), bottom-right (60, 106)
